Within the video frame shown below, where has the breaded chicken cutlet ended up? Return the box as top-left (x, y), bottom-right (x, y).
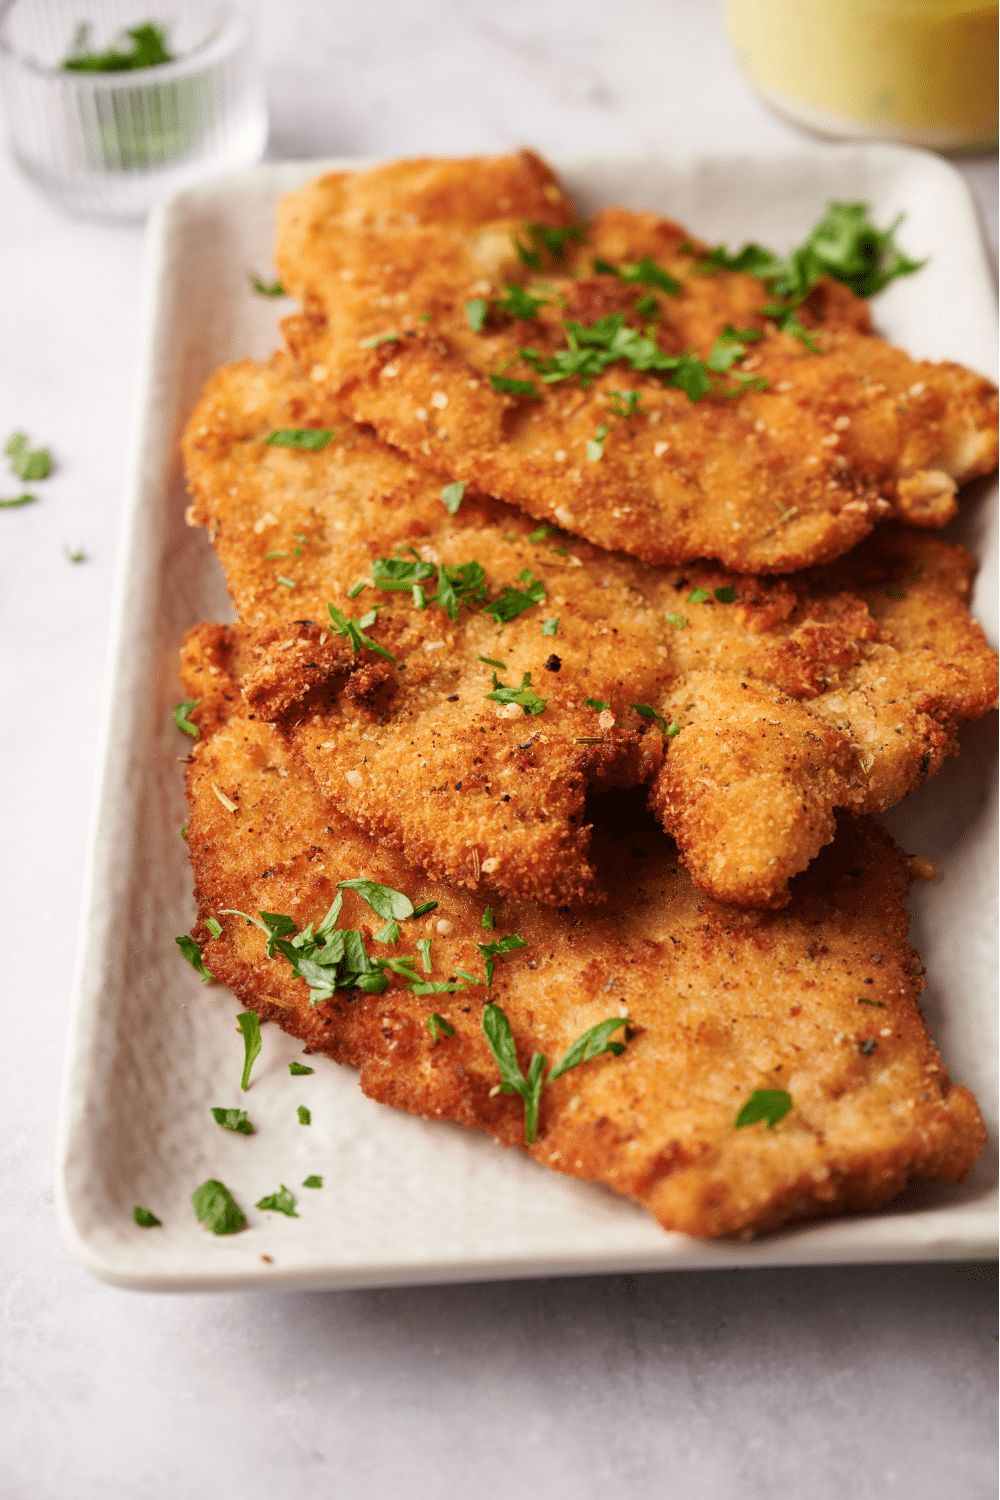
top-left (182, 356), bottom-right (998, 909)
top-left (179, 622), bottom-right (986, 1240)
top-left (274, 149), bottom-right (998, 574)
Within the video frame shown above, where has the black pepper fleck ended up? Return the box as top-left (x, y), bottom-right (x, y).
top-left (544, 654), bottom-right (561, 672)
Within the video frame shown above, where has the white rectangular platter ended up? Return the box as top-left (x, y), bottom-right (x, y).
top-left (57, 146), bottom-right (998, 1291)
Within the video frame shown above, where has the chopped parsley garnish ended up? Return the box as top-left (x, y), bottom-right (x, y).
top-left (528, 524), bottom-right (552, 542)
top-left (542, 617), bottom-right (559, 636)
top-left (370, 555), bottom-right (486, 622)
top-left (297, 1105), bottom-right (311, 1125)
top-left (585, 697), bottom-right (610, 711)
top-left (478, 655), bottom-right (507, 669)
top-left (173, 699), bottom-right (200, 738)
top-left (412, 900), bottom-right (439, 918)
top-left (204, 917), bottom-right (222, 939)
top-left (702, 202), bottom-right (923, 303)
top-left (489, 375), bottom-right (541, 400)
top-left (133, 1206), bottom-right (161, 1227)
top-left (475, 932), bottom-right (528, 987)
top-left (594, 256), bottom-right (680, 296)
top-left (666, 722), bottom-right (680, 737)
top-left (609, 389), bottom-right (642, 417)
top-left (417, 938), bottom-right (433, 971)
top-left (482, 1004), bottom-right (630, 1143)
top-left (495, 284), bottom-right (548, 320)
top-left (65, 546), bottom-right (87, 562)
top-left (586, 424), bottom-right (609, 462)
top-left (513, 221), bottom-right (588, 268)
top-left (856, 998), bottom-right (887, 1008)
top-left (256, 1184), bottom-right (299, 1217)
top-left (465, 298), bottom-right (488, 332)
top-left (760, 304), bottom-right (820, 352)
top-left (191, 1179), bottom-right (246, 1235)
top-left (360, 332), bottom-right (401, 348)
top-left (327, 602), bottom-right (396, 661)
top-left (485, 671), bottom-right (547, 715)
top-left (250, 274), bottom-right (285, 297)
top-left (175, 934), bottom-right (212, 983)
top-left (5, 431), bottom-right (52, 480)
top-left (179, 823), bottom-right (188, 840)
top-left (376, 918), bottom-right (402, 945)
top-left (664, 612), bottom-right (687, 628)
top-left (630, 703), bottom-right (667, 731)
top-left (482, 576), bottom-right (546, 624)
top-left (277, 575), bottom-right (296, 589)
top-left (348, 580), bottom-right (367, 599)
top-left (481, 907), bottom-right (495, 931)
top-left (687, 588), bottom-right (710, 603)
top-left (265, 428), bottom-right (335, 450)
top-left (733, 1088), bottom-right (792, 1130)
top-left (211, 1107), bottom-right (254, 1135)
top-left (411, 980), bottom-right (470, 994)
top-left (237, 1011), bottom-right (262, 1090)
top-left (289, 1061), bottom-right (314, 1074)
top-left (303, 1175), bottom-right (323, 1188)
top-left (518, 314), bottom-right (714, 401)
top-left (714, 586), bottom-right (737, 604)
top-left (337, 879), bottom-right (416, 922)
top-left (62, 21), bottom-right (171, 71)
top-left (0, 494), bottom-right (36, 508)
top-left (441, 481), bottom-right (465, 515)
top-left (427, 1013), bottom-right (456, 1042)
top-left (885, 587), bottom-right (907, 599)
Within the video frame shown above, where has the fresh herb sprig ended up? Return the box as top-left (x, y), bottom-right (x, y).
top-left (484, 671), bottom-right (547, 716)
top-left (62, 21), bottom-right (172, 72)
top-left (482, 1004), bottom-right (631, 1143)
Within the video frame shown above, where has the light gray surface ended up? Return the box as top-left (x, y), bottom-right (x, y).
top-left (0, 1), bottom-right (996, 1495)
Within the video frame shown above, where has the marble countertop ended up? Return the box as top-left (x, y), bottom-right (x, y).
top-left (1, 2), bottom-right (995, 1495)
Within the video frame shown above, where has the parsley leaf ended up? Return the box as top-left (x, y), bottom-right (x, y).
top-left (542, 617), bottom-right (559, 636)
top-left (630, 702), bottom-right (667, 731)
top-left (372, 556), bottom-right (436, 590)
top-left (211, 1107), bottom-right (254, 1135)
top-left (595, 256), bottom-right (680, 295)
top-left (475, 932), bottom-right (528, 988)
top-left (514, 222), bottom-right (587, 269)
top-left (427, 1013), bottom-right (456, 1042)
top-left (0, 494), bottom-right (36, 509)
top-left (478, 655), bottom-right (507, 668)
top-left (250, 274), bottom-right (285, 297)
top-left (714, 586), bottom-right (738, 604)
top-left (585, 697), bottom-right (610, 711)
top-left (303, 1175), bottom-right (323, 1188)
top-left (586, 424), bottom-right (609, 462)
top-left (417, 937), bottom-right (433, 972)
top-left (133, 1206), bottom-right (161, 1227)
top-left (489, 375), bottom-right (541, 400)
top-left (465, 298), bottom-right (488, 332)
top-left (327, 603), bottom-right (396, 662)
top-left (482, 1004), bottom-right (630, 1143)
top-left (687, 587), bottom-right (710, 603)
top-left (62, 20), bottom-right (171, 71)
top-left (265, 428), bottom-right (335, 450)
top-left (191, 1179), bottom-right (246, 1235)
top-left (256, 1184), bottom-right (299, 1217)
top-left (664, 612), bottom-right (687, 628)
top-left (412, 900), bottom-right (439, 918)
top-left (375, 918), bottom-right (402, 945)
top-left (5, 431), bottom-right (52, 481)
top-left (337, 879), bottom-right (415, 922)
top-left (360, 333), bottom-right (401, 348)
top-left (297, 1105), bottom-right (311, 1125)
top-left (481, 907), bottom-right (495, 931)
top-left (173, 700), bottom-right (199, 739)
top-left (733, 1088), bottom-right (792, 1129)
top-left (175, 934), bottom-right (212, 983)
top-left (485, 671), bottom-right (547, 715)
top-left (528, 524), bottom-right (552, 542)
top-left (289, 1061), bottom-right (314, 1075)
top-left (482, 577), bottom-right (546, 625)
top-left (441, 481), bottom-right (465, 515)
top-left (609, 389), bottom-right (642, 417)
top-left (236, 1011), bottom-right (262, 1090)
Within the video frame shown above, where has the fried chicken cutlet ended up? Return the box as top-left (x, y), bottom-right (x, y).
top-left (182, 356), bottom-right (998, 910)
top-left (275, 150), bottom-right (997, 573)
top-left (179, 621), bottom-right (986, 1240)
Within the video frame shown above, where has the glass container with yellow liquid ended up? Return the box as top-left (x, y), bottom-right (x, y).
top-left (727, 0), bottom-right (997, 152)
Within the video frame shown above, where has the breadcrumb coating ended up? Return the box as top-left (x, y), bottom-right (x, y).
top-left (274, 149), bottom-right (997, 573)
top-left (179, 630), bottom-right (986, 1241)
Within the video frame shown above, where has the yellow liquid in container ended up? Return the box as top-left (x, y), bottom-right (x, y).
top-left (727, 0), bottom-right (998, 151)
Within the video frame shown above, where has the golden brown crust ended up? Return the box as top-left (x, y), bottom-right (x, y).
top-left (181, 356), bottom-right (998, 910)
top-left (273, 152), bottom-right (998, 573)
top-left (179, 632), bottom-right (986, 1241)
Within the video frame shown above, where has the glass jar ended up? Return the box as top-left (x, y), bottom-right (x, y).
top-left (727, 0), bottom-right (998, 152)
top-left (0, 0), bottom-right (268, 220)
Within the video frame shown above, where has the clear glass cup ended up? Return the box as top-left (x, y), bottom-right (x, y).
top-left (0, 0), bottom-right (268, 220)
